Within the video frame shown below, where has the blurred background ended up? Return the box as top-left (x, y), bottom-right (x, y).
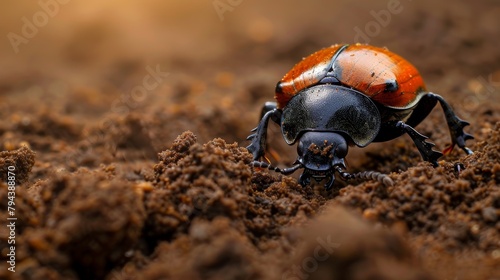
top-left (0, 0), bottom-right (499, 168)
top-left (1, 2), bottom-right (499, 279)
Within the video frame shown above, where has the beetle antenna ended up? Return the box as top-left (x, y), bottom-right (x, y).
top-left (252, 161), bottom-right (303, 175)
top-left (351, 171), bottom-right (394, 187)
top-left (334, 166), bottom-right (393, 187)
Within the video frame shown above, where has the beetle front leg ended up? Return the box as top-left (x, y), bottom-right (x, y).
top-left (260, 102), bottom-right (280, 120)
top-left (246, 102), bottom-right (281, 160)
top-left (427, 93), bottom-right (474, 155)
top-left (393, 121), bottom-right (443, 166)
top-left (251, 161), bottom-right (302, 175)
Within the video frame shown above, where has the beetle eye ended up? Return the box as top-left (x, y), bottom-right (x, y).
top-left (275, 82), bottom-right (284, 93)
top-left (297, 140), bottom-right (304, 156)
top-left (335, 143), bottom-right (348, 158)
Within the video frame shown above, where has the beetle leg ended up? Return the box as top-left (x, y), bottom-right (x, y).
top-left (261, 102), bottom-right (280, 122)
top-left (280, 163), bottom-right (303, 175)
top-left (251, 161), bottom-right (302, 175)
top-left (394, 121), bottom-right (443, 166)
top-left (246, 103), bottom-right (281, 161)
top-left (426, 93), bottom-right (474, 155)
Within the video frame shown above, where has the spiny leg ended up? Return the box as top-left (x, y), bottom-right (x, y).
top-left (426, 93), bottom-right (474, 155)
top-left (394, 121), bottom-right (443, 166)
top-left (246, 102), bottom-right (281, 161)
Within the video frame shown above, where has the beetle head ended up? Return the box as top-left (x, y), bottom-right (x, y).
top-left (296, 131), bottom-right (348, 190)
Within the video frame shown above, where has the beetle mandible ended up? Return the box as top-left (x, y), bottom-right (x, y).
top-left (247, 43), bottom-right (473, 190)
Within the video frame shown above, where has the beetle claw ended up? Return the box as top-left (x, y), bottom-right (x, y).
top-left (457, 132), bottom-right (474, 155)
top-left (444, 129), bottom-right (475, 156)
top-left (462, 146), bottom-right (473, 155)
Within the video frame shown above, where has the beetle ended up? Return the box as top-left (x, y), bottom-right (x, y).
top-left (247, 43), bottom-right (474, 190)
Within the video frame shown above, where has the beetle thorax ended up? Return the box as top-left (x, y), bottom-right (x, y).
top-left (280, 84), bottom-right (381, 148)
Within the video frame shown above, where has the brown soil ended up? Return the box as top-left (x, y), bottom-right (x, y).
top-left (1, 1), bottom-right (499, 279)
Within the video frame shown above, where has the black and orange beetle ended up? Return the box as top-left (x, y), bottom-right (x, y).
top-left (247, 44), bottom-right (473, 190)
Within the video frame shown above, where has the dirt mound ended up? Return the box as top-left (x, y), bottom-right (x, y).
top-left (2, 124), bottom-right (499, 279)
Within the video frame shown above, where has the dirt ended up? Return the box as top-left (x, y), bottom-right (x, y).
top-left (1, 1), bottom-right (500, 279)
